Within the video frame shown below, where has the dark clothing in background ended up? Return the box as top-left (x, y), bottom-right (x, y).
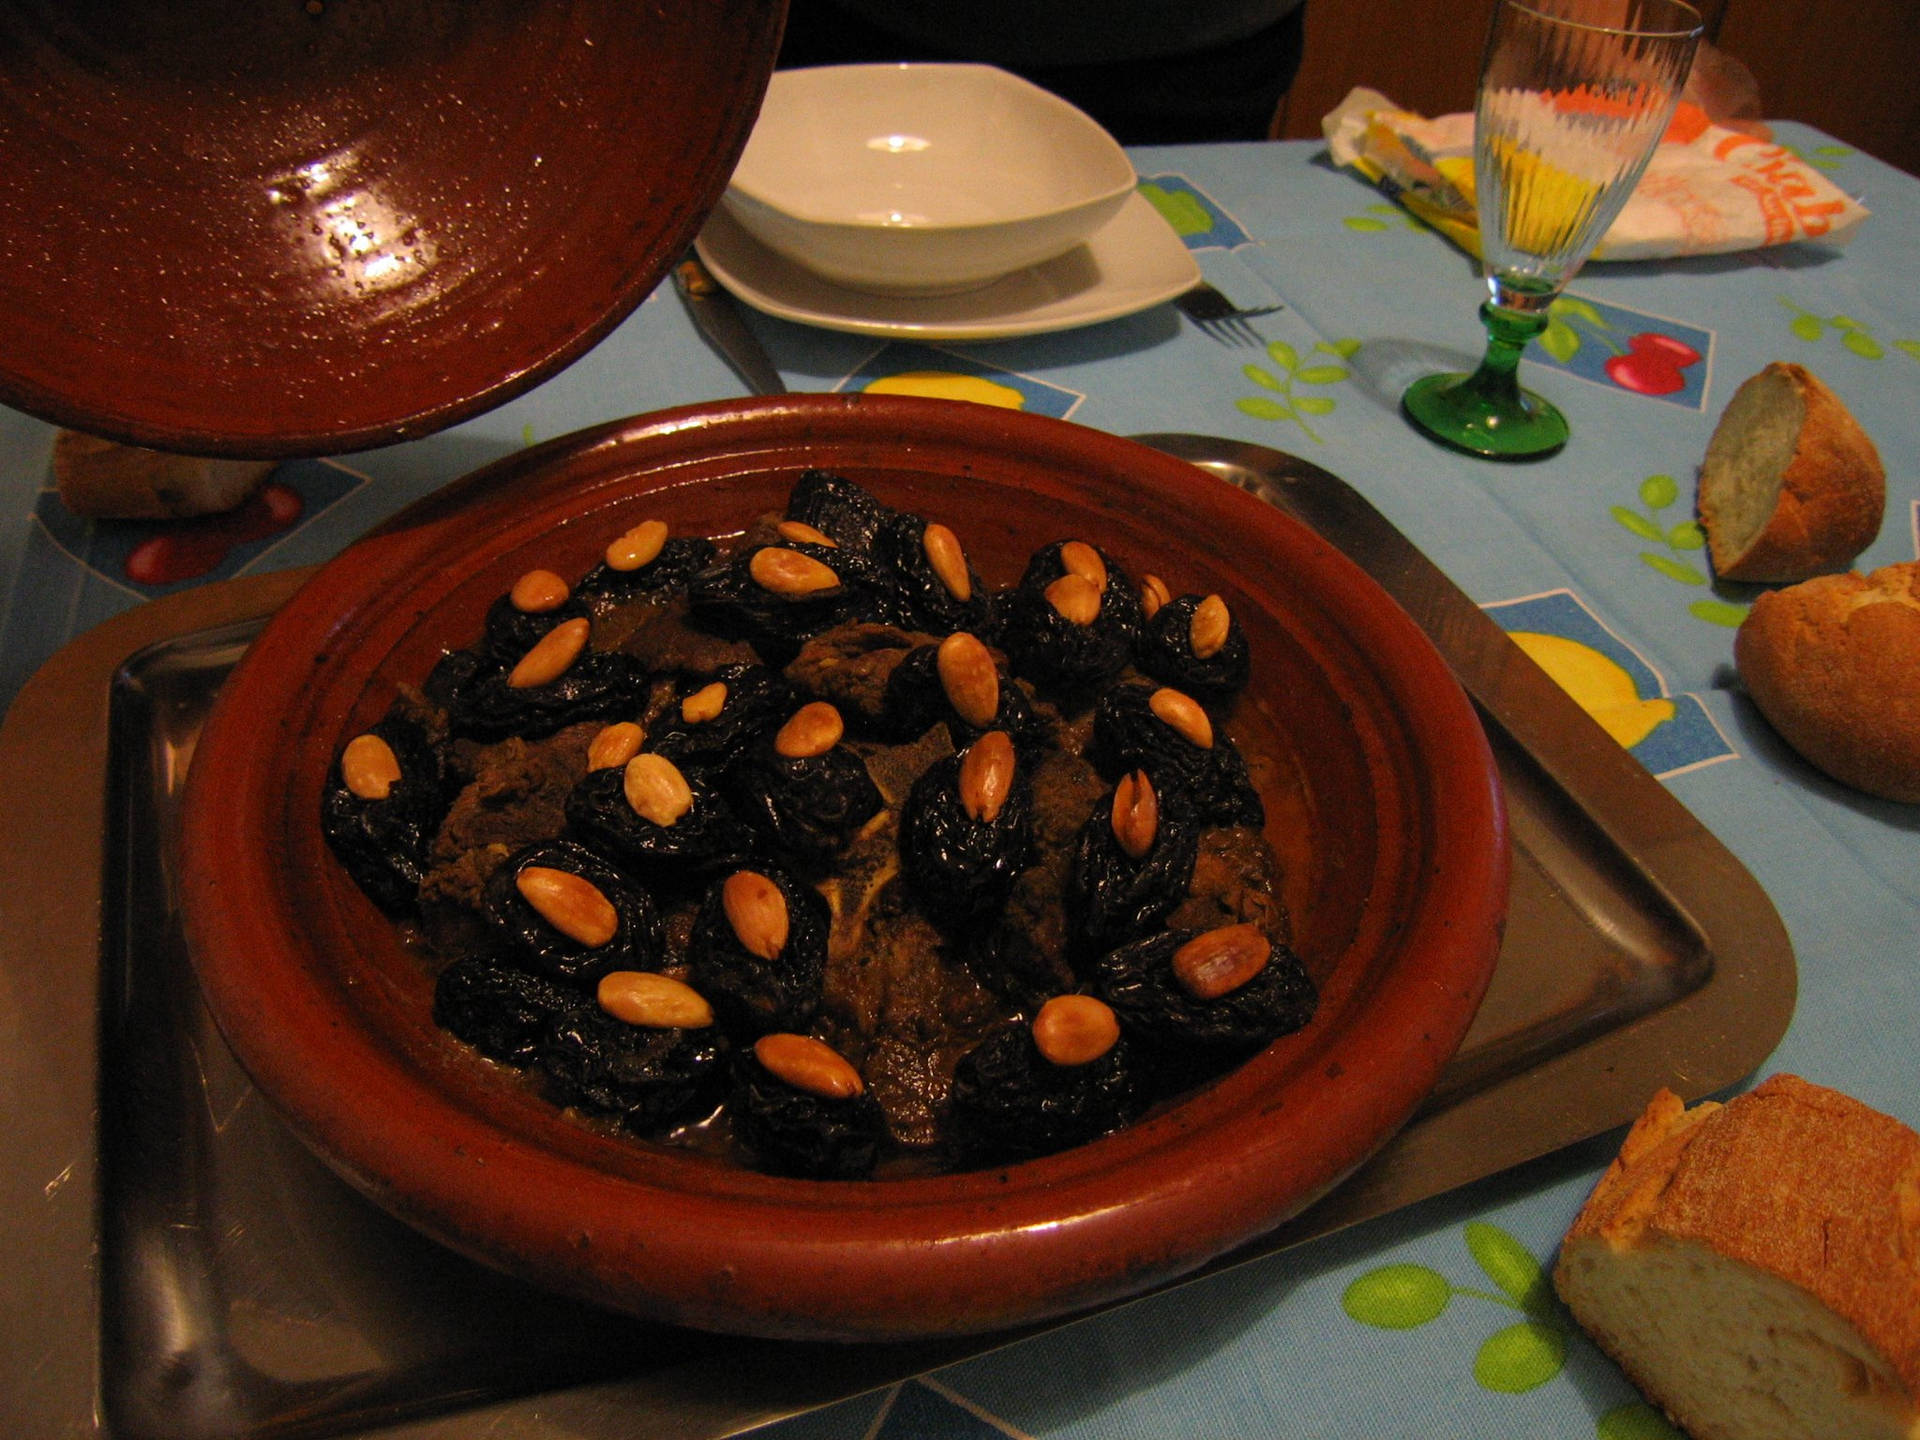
top-left (775, 0), bottom-right (1309, 145)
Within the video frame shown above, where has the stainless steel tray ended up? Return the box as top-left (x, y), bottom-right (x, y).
top-left (0, 438), bottom-right (1794, 1438)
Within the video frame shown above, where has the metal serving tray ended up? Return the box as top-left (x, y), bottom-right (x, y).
top-left (0, 438), bottom-right (1794, 1438)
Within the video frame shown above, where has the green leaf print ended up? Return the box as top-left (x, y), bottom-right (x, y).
top-left (1611, 506), bottom-right (1665, 542)
top-left (1464, 1223), bottom-right (1552, 1312)
top-left (1243, 363), bottom-right (1285, 391)
top-left (1326, 337), bottom-right (1363, 358)
top-left (1790, 312), bottom-right (1824, 342)
top-left (1345, 215), bottom-right (1392, 232)
top-left (1343, 1264), bottom-right (1453, 1329)
top-left (1597, 1401), bottom-right (1686, 1440)
top-left (1896, 340), bottom-right (1920, 361)
top-left (1642, 552), bottom-right (1707, 585)
top-left (1294, 395), bottom-right (1337, 415)
top-left (1666, 520), bottom-right (1705, 550)
top-left (1265, 340), bottom-right (1300, 372)
top-left (1295, 364), bottom-right (1351, 384)
top-left (1689, 598), bottom-right (1750, 627)
top-left (1235, 396), bottom-right (1292, 422)
top-left (1137, 183), bottom-right (1213, 238)
top-left (1540, 319), bottom-right (1581, 363)
top-left (1638, 473), bottom-right (1679, 509)
top-left (1474, 1322), bottom-right (1568, 1393)
top-left (1843, 330), bottom-right (1886, 359)
top-left (1549, 295), bottom-right (1608, 328)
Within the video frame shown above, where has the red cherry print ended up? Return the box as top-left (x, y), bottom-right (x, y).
top-left (121, 480), bottom-right (307, 585)
top-left (1604, 331), bottom-right (1699, 396)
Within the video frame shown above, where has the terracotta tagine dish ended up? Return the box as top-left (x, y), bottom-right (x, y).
top-left (178, 394), bottom-right (1509, 1341)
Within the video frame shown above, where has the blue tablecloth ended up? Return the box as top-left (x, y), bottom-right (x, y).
top-left (3, 123), bottom-right (1914, 1439)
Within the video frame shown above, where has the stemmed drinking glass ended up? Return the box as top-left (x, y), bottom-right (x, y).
top-left (1403, 0), bottom-right (1702, 459)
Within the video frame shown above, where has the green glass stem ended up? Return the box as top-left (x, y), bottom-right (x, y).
top-left (1403, 301), bottom-right (1570, 460)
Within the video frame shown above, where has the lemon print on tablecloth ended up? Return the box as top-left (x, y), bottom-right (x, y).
top-left (1510, 631), bottom-right (1674, 748)
top-left (862, 371), bottom-right (1026, 409)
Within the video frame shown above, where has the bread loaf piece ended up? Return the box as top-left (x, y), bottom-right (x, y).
top-left (1734, 560), bottom-right (1920, 803)
top-left (1697, 362), bottom-right (1884, 583)
top-left (53, 429), bottom-right (276, 519)
top-left (1555, 1076), bottom-right (1920, 1440)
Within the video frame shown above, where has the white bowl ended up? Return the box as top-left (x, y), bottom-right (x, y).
top-left (722, 63), bottom-right (1137, 296)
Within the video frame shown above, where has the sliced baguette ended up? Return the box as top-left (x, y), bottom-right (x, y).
top-left (53, 429), bottom-right (276, 519)
top-left (1555, 1076), bottom-right (1920, 1440)
top-left (1734, 559), bottom-right (1920, 803)
top-left (1697, 362), bottom-right (1884, 582)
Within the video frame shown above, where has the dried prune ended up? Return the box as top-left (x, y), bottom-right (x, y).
top-left (1094, 924), bottom-right (1316, 1057)
top-left (1088, 682), bottom-right (1264, 827)
top-left (947, 1012), bottom-right (1138, 1165)
top-left (879, 639), bottom-right (1049, 749)
top-left (871, 513), bottom-right (995, 636)
top-left (563, 757), bottom-right (755, 890)
top-left (1134, 593), bottom-right (1251, 710)
top-left (997, 540), bottom-right (1143, 703)
top-left (537, 1001), bottom-right (728, 1133)
top-left (320, 711), bottom-right (451, 914)
top-left (725, 722), bottom-right (883, 866)
top-left (446, 647), bottom-right (646, 742)
top-left (646, 663), bottom-right (797, 775)
top-left (478, 580), bottom-right (590, 665)
top-left (481, 839), bottom-right (665, 987)
top-left (784, 468), bottom-right (896, 557)
top-left (433, 953), bottom-right (589, 1066)
top-left (898, 732), bottom-right (1034, 929)
top-left (685, 868), bottom-right (831, 1035)
top-left (730, 1038), bottom-right (887, 1179)
top-left (1065, 771), bottom-right (1202, 963)
top-left (686, 540), bottom-right (866, 662)
top-left (576, 533), bottom-right (716, 613)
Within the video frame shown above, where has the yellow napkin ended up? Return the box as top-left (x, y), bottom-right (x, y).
top-left (1323, 87), bottom-right (1869, 261)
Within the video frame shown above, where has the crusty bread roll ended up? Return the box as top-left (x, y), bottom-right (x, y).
top-left (1697, 362), bottom-right (1884, 582)
top-left (53, 429), bottom-right (276, 519)
top-left (1555, 1076), bottom-right (1920, 1440)
top-left (1734, 560), bottom-right (1920, 803)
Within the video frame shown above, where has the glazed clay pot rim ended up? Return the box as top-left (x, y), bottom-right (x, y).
top-left (179, 395), bottom-right (1507, 1337)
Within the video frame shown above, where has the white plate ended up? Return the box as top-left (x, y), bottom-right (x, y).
top-left (694, 190), bottom-right (1201, 341)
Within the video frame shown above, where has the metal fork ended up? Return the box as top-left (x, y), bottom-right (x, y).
top-left (1175, 282), bottom-right (1284, 345)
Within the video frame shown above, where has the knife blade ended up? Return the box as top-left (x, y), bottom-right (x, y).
top-left (673, 250), bottom-right (787, 396)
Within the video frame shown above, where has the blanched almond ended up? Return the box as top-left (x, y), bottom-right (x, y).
top-left (597, 971), bottom-right (714, 1029)
top-left (507, 616), bottom-right (589, 688)
top-left (922, 523), bottom-right (972, 602)
top-left (1111, 770), bottom-right (1159, 860)
top-left (749, 546), bottom-right (839, 596)
top-left (936, 631), bottom-right (999, 728)
top-left (1190, 594), bottom-right (1232, 659)
top-left (775, 701), bottom-right (843, 758)
top-left (722, 870), bottom-right (789, 959)
top-left (341, 733), bottom-right (401, 800)
top-left (587, 720), bottom-right (645, 770)
top-left (754, 1032), bottom-right (864, 1099)
top-left (1045, 573), bottom-right (1102, 626)
top-left (681, 681), bottom-right (727, 724)
top-left (1140, 573), bottom-right (1173, 620)
top-left (1172, 923), bottom-right (1271, 1000)
top-left (516, 865), bottom-right (618, 947)
top-left (509, 568), bottom-right (569, 614)
top-left (959, 730), bottom-right (1016, 823)
top-left (1031, 994), bottom-right (1121, 1067)
top-left (776, 519), bottom-right (836, 548)
top-left (1149, 686), bottom-right (1213, 749)
top-left (1059, 540), bottom-right (1108, 591)
top-left (606, 519), bottom-right (668, 572)
top-left (623, 752), bottom-right (693, 827)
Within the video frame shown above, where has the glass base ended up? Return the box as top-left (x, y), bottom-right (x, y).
top-left (1402, 370), bottom-right (1569, 460)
